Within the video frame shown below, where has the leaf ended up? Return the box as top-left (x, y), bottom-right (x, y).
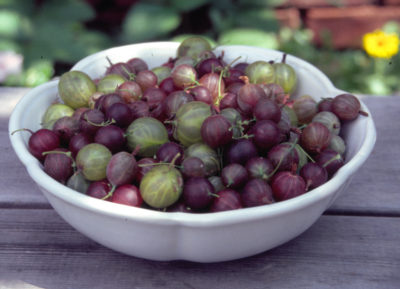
top-left (35, 0), bottom-right (95, 23)
top-left (0, 0), bottom-right (34, 15)
top-left (365, 75), bottom-right (391, 95)
top-left (121, 3), bottom-right (180, 43)
top-left (233, 9), bottom-right (279, 31)
top-left (4, 59), bottom-right (54, 87)
top-left (78, 31), bottom-right (112, 55)
top-left (209, 0), bottom-right (235, 10)
top-left (22, 24), bottom-right (111, 70)
top-left (383, 21), bottom-right (400, 34)
top-left (170, 0), bottom-right (210, 12)
top-left (142, 0), bottom-right (170, 5)
top-left (0, 38), bottom-right (20, 52)
top-left (0, 9), bottom-right (32, 39)
top-left (218, 28), bottom-right (279, 49)
top-left (24, 59), bottom-right (54, 86)
top-left (208, 7), bottom-right (235, 34)
top-left (236, 0), bottom-right (285, 7)
top-left (23, 22), bottom-right (89, 65)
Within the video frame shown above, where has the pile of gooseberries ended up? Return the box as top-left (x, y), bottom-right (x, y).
top-left (14, 36), bottom-right (368, 213)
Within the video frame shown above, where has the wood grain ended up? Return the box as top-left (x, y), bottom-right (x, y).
top-left (0, 209), bottom-right (399, 289)
top-left (0, 88), bottom-right (50, 208)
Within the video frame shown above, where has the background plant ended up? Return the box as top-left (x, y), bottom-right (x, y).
top-left (1, 0), bottom-right (399, 96)
top-left (0, 0), bottom-right (111, 86)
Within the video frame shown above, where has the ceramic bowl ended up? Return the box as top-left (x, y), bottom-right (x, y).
top-left (9, 42), bottom-right (376, 262)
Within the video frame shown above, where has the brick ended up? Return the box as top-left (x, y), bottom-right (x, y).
top-left (383, 0), bottom-right (400, 5)
top-left (280, 0), bottom-right (378, 8)
top-left (306, 6), bottom-right (400, 48)
top-left (275, 8), bottom-right (302, 28)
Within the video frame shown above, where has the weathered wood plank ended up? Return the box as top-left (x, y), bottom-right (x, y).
top-left (0, 209), bottom-right (399, 289)
top-left (0, 131), bottom-right (50, 208)
top-left (0, 88), bottom-right (50, 207)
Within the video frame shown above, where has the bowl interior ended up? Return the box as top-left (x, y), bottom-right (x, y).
top-left (72, 42), bottom-right (337, 102)
top-left (9, 42), bottom-right (376, 225)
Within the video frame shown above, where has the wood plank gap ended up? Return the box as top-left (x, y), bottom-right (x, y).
top-left (2, 204), bottom-right (400, 218)
top-left (324, 210), bottom-right (400, 217)
top-left (0, 203), bottom-right (52, 210)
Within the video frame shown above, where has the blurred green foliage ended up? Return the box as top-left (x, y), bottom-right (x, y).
top-left (1, 0), bottom-right (399, 95)
top-left (121, 3), bottom-right (180, 43)
top-left (0, 0), bottom-right (111, 87)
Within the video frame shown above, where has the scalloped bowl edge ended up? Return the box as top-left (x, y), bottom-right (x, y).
top-left (9, 43), bottom-right (376, 262)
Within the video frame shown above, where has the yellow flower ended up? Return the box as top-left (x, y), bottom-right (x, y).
top-left (362, 29), bottom-right (399, 59)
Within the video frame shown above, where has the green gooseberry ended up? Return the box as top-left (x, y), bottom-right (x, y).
top-left (174, 101), bottom-right (212, 147)
top-left (126, 117), bottom-right (169, 157)
top-left (177, 36), bottom-right (212, 60)
top-left (97, 74), bottom-right (126, 94)
top-left (66, 171), bottom-right (91, 194)
top-left (184, 142), bottom-right (220, 177)
top-left (140, 164), bottom-right (183, 209)
top-left (76, 143), bottom-right (112, 181)
top-left (273, 62), bottom-right (297, 94)
top-left (245, 61), bottom-right (275, 84)
top-left (58, 70), bottom-right (96, 109)
top-left (152, 66), bottom-right (171, 84)
top-left (41, 103), bottom-right (74, 129)
top-left (312, 111), bottom-right (341, 135)
top-left (328, 134), bottom-right (346, 156)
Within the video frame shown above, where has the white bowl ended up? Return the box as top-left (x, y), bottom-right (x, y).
top-left (9, 42), bottom-right (376, 262)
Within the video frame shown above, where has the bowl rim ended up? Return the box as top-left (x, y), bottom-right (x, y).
top-left (9, 42), bottom-right (377, 227)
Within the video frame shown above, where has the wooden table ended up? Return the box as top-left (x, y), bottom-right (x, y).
top-left (0, 87), bottom-right (399, 289)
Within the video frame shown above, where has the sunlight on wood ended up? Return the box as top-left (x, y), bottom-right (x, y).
top-left (0, 280), bottom-right (46, 289)
top-left (0, 88), bottom-right (29, 118)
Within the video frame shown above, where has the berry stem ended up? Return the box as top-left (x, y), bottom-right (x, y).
top-left (208, 191), bottom-right (220, 198)
top-left (137, 154), bottom-right (181, 169)
top-left (266, 139), bottom-right (298, 179)
top-left (169, 153), bottom-right (181, 168)
top-left (296, 144), bottom-right (315, 163)
top-left (102, 185), bottom-right (116, 200)
top-left (322, 153), bottom-right (341, 168)
top-left (84, 115), bottom-right (115, 127)
top-left (163, 120), bottom-right (177, 126)
top-left (123, 67), bottom-right (136, 81)
top-left (282, 53), bottom-right (287, 64)
top-left (214, 70), bottom-right (225, 107)
top-left (137, 163), bottom-right (161, 168)
top-left (239, 118), bottom-right (256, 126)
top-left (232, 134), bottom-right (254, 140)
top-left (226, 56), bottom-right (242, 69)
top-left (106, 56), bottom-right (113, 66)
top-left (10, 128), bottom-right (34, 135)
